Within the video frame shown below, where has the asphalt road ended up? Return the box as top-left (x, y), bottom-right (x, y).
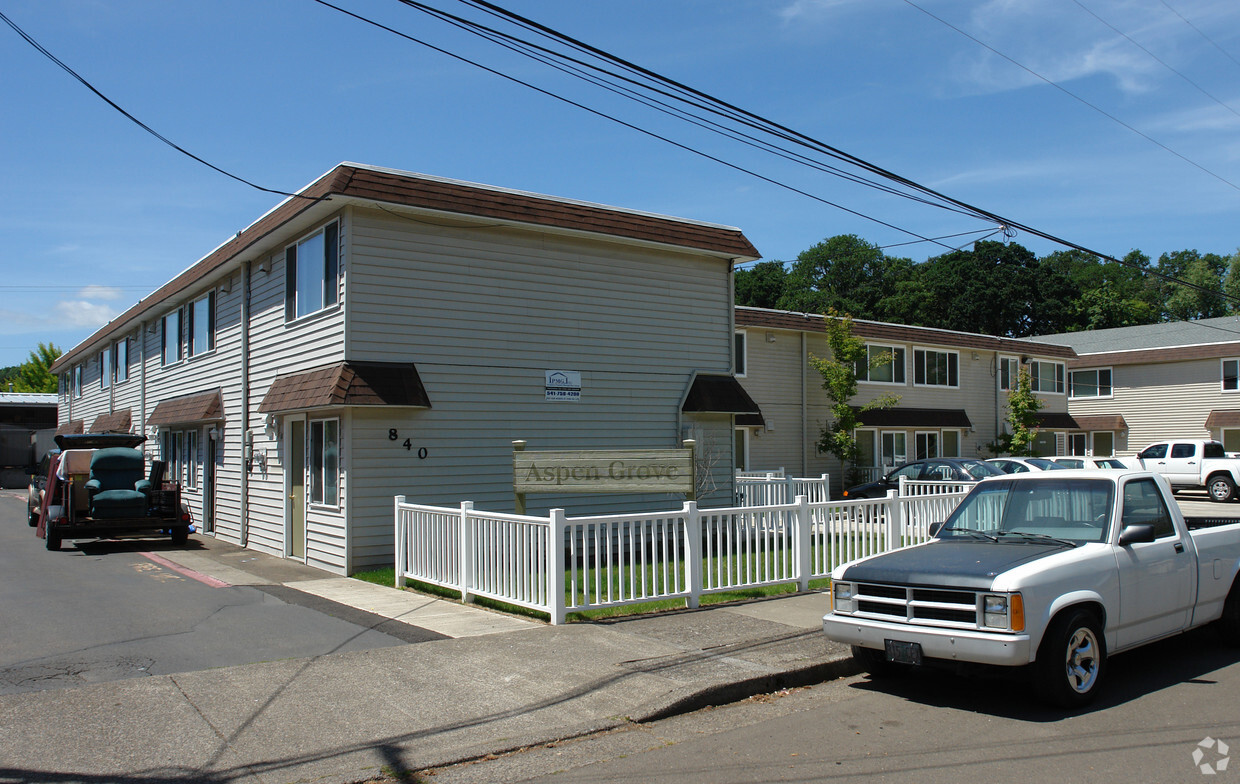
top-left (0, 494), bottom-right (410, 695)
top-left (426, 619), bottom-right (1240, 784)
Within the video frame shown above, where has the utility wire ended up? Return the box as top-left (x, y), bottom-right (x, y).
top-left (900, 0), bottom-right (1240, 193)
top-left (1072, 0), bottom-right (1240, 120)
top-left (0, 10), bottom-right (315, 201)
top-left (1159, 0), bottom-right (1240, 72)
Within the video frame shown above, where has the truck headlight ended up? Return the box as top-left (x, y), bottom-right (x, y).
top-left (832, 582), bottom-right (856, 613)
top-left (983, 592), bottom-right (1024, 632)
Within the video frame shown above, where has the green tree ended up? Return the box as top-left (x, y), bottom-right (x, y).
top-left (808, 311), bottom-right (900, 470)
top-left (778, 235), bottom-right (890, 317)
top-left (13, 343), bottom-right (61, 393)
top-left (1004, 367), bottom-right (1044, 456)
top-left (1158, 249), bottom-right (1228, 321)
top-left (733, 260), bottom-right (789, 308)
top-left (917, 241), bottom-right (1042, 336)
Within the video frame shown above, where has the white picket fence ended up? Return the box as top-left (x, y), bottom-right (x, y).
top-left (395, 480), bottom-right (974, 624)
top-left (735, 473), bottom-right (830, 506)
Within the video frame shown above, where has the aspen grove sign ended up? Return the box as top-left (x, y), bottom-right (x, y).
top-left (513, 445), bottom-right (695, 496)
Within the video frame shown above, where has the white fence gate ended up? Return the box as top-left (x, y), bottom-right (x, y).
top-left (735, 473), bottom-right (830, 506)
top-left (395, 484), bottom-right (972, 624)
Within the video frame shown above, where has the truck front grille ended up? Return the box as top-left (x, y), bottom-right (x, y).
top-left (852, 582), bottom-right (982, 629)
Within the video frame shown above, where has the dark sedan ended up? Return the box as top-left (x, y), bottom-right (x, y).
top-left (842, 458), bottom-right (1004, 499)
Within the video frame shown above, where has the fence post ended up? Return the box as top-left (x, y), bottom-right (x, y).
top-left (796, 494), bottom-right (811, 591)
top-left (685, 501), bottom-right (702, 609)
top-left (784, 475), bottom-right (794, 506)
top-left (822, 473), bottom-right (831, 502)
top-left (549, 508), bottom-right (567, 625)
top-left (394, 495), bottom-right (406, 589)
top-left (884, 489), bottom-right (900, 551)
top-left (459, 501), bottom-right (473, 604)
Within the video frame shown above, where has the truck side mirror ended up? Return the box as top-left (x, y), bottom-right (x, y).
top-left (929, 521), bottom-right (945, 537)
top-left (1118, 524), bottom-right (1156, 546)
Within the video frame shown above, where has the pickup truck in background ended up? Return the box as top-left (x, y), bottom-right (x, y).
top-left (1132, 440), bottom-right (1240, 502)
top-left (823, 470), bottom-right (1240, 706)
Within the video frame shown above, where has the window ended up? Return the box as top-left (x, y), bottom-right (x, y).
top-left (734, 427), bottom-right (748, 471)
top-left (856, 430), bottom-right (877, 469)
top-left (1122, 478), bottom-right (1175, 539)
top-left (161, 429), bottom-right (199, 489)
top-left (100, 346), bottom-right (111, 389)
top-left (72, 365), bottom-right (82, 398)
top-left (913, 349), bottom-right (958, 387)
top-left (184, 430), bottom-right (198, 490)
top-left (734, 331), bottom-right (747, 377)
top-left (881, 431), bottom-right (907, 470)
top-left (1224, 359), bottom-right (1239, 392)
top-left (1171, 443), bottom-right (1196, 459)
top-left (1069, 368), bottom-right (1112, 398)
top-left (286, 222), bottom-right (339, 321)
top-left (309, 418), bottom-right (340, 506)
top-left (114, 338), bottom-right (129, 383)
top-left (188, 292), bottom-right (215, 357)
top-left (162, 308), bottom-right (183, 366)
top-left (857, 344), bottom-right (905, 384)
top-left (999, 357), bottom-right (1019, 390)
top-left (1068, 433), bottom-right (1087, 456)
top-left (1029, 360), bottom-right (1065, 394)
top-left (1139, 443), bottom-right (1167, 459)
top-left (915, 432), bottom-right (940, 460)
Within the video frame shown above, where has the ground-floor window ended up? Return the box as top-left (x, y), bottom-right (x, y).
top-left (881, 431), bottom-right (907, 470)
top-left (734, 427), bottom-right (749, 472)
top-left (160, 428), bottom-right (199, 489)
top-left (309, 418), bottom-right (339, 507)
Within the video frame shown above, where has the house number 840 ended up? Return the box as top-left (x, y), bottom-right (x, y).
top-left (388, 430), bottom-right (428, 459)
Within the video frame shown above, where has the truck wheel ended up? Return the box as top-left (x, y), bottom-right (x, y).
top-left (170, 526), bottom-right (189, 546)
top-left (1033, 608), bottom-right (1106, 708)
top-left (45, 526), bottom-right (61, 552)
top-left (1208, 475), bottom-right (1236, 502)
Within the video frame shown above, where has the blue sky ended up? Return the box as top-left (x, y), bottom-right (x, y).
top-left (2, 0), bottom-right (1239, 368)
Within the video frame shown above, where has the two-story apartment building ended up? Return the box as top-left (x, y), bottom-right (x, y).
top-left (51, 163), bottom-right (760, 574)
top-left (734, 307), bottom-right (1078, 488)
top-left (1037, 316), bottom-right (1240, 455)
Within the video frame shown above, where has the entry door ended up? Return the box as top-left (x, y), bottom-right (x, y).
top-left (202, 431), bottom-right (216, 534)
top-left (288, 418), bottom-right (306, 560)
top-left (881, 432), bottom-right (907, 470)
top-left (1068, 433), bottom-right (1087, 456)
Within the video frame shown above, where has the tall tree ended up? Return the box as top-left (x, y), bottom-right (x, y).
top-left (13, 343), bottom-right (61, 393)
top-left (808, 311), bottom-right (900, 471)
top-left (918, 241), bottom-right (1041, 336)
top-left (778, 235), bottom-right (889, 316)
top-left (733, 260), bottom-right (789, 309)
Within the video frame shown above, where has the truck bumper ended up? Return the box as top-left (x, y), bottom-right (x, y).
top-left (823, 613), bottom-right (1033, 667)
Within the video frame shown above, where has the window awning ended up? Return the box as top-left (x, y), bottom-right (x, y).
top-left (1205, 410), bottom-right (1240, 428)
top-left (681, 374), bottom-right (762, 416)
top-left (90, 409), bottom-right (132, 434)
top-left (147, 389), bottom-right (224, 426)
top-left (55, 419), bottom-right (84, 436)
top-left (1035, 412), bottom-right (1079, 430)
top-left (1072, 414), bottom-right (1128, 431)
top-left (855, 408), bottom-right (972, 429)
top-left (258, 361), bottom-right (431, 414)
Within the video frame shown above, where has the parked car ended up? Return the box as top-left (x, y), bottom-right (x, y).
top-left (824, 470), bottom-right (1240, 706)
top-left (842, 458), bottom-right (1005, 499)
top-left (1050, 456), bottom-right (1129, 470)
top-left (987, 457), bottom-right (1066, 473)
top-left (1132, 440), bottom-right (1240, 502)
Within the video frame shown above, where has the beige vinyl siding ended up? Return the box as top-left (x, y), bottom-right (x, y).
top-left (243, 213), bottom-right (348, 569)
top-left (1070, 358), bottom-right (1223, 454)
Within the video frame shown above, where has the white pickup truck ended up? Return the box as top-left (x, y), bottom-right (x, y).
top-left (822, 470), bottom-right (1240, 706)
top-left (1132, 440), bottom-right (1240, 502)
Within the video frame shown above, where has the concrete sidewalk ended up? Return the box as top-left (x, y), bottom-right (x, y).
top-left (0, 535), bottom-right (855, 784)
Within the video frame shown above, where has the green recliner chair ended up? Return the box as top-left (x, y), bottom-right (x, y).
top-left (86, 447), bottom-right (152, 519)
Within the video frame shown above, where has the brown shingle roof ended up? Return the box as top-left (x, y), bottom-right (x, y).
top-left (53, 164), bottom-right (758, 373)
top-left (1205, 410), bottom-right (1240, 428)
top-left (147, 390), bottom-right (224, 426)
top-left (736, 307), bottom-right (1077, 359)
top-left (681, 374), bottom-right (762, 415)
top-left (90, 409), bottom-right (132, 434)
top-left (55, 419), bottom-right (84, 436)
top-left (258, 361), bottom-right (431, 413)
top-left (1072, 414), bottom-right (1127, 431)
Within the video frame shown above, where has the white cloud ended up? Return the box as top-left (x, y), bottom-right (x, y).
top-left (51, 300), bottom-right (119, 329)
top-left (777, 0), bottom-right (865, 23)
top-left (76, 285), bottom-right (125, 301)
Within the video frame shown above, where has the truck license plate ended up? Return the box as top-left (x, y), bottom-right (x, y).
top-left (885, 639), bottom-right (923, 665)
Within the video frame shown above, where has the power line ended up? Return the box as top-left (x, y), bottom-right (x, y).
top-left (0, 10), bottom-right (316, 201)
top-left (1159, 0), bottom-right (1240, 72)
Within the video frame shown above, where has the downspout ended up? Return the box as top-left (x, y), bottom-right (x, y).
top-left (240, 261), bottom-right (251, 546)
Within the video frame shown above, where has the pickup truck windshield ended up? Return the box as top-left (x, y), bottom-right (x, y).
top-left (939, 478), bottom-right (1114, 544)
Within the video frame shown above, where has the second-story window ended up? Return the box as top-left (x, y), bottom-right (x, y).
top-left (1069, 368), bottom-right (1112, 398)
top-left (115, 338), bottom-right (129, 383)
top-left (286, 222), bottom-right (339, 321)
top-left (162, 308), bottom-right (183, 366)
top-left (188, 292), bottom-right (216, 357)
top-left (734, 331), bottom-right (747, 377)
top-left (913, 348), bottom-right (958, 387)
top-left (857, 344), bottom-right (906, 384)
top-left (1029, 360), bottom-right (1065, 394)
top-left (100, 346), bottom-right (111, 389)
top-left (1223, 359), bottom-right (1239, 392)
top-left (999, 356), bottom-right (1018, 390)
top-left (72, 365), bottom-right (82, 398)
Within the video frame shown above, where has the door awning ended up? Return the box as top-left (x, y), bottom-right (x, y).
top-left (147, 389), bottom-right (225, 426)
top-left (1034, 412), bottom-right (1078, 430)
top-left (681, 374), bottom-right (762, 417)
top-left (55, 419), bottom-right (85, 436)
top-left (259, 361), bottom-right (431, 414)
top-left (90, 409), bottom-right (132, 434)
top-left (855, 408), bottom-right (972, 429)
top-left (1205, 410), bottom-right (1240, 428)
top-left (1072, 414), bottom-right (1128, 431)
